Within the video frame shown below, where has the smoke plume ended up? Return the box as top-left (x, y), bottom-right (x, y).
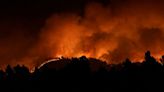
top-left (1, 0), bottom-right (164, 69)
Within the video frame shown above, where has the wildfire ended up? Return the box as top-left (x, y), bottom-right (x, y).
top-left (33, 1), bottom-right (164, 66)
top-left (1, 0), bottom-right (164, 69)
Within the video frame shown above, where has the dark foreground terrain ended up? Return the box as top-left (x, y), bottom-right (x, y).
top-left (0, 51), bottom-right (164, 92)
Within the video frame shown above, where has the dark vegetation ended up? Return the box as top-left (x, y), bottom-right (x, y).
top-left (0, 51), bottom-right (164, 92)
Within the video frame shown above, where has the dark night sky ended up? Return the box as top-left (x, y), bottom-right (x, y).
top-left (0, 0), bottom-right (109, 37)
top-left (0, 0), bottom-right (109, 19)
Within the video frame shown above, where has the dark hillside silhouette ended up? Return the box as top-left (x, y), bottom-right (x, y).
top-left (0, 51), bottom-right (164, 92)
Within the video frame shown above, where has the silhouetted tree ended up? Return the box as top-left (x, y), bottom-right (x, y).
top-left (144, 51), bottom-right (157, 64)
top-left (0, 69), bottom-right (5, 80)
top-left (13, 65), bottom-right (30, 80)
top-left (5, 65), bottom-right (14, 80)
top-left (0, 51), bottom-right (163, 91)
top-left (160, 55), bottom-right (164, 65)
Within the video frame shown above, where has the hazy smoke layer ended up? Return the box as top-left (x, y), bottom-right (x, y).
top-left (1, 0), bottom-right (164, 69)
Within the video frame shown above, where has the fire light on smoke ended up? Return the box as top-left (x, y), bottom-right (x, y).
top-left (1, 0), bottom-right (164, 69)
top-left (36, 1), bottom-right (164, 65)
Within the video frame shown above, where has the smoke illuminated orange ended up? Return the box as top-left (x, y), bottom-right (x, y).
top-left (1, 1), bottom-right (164, 69)
top-left (33, 1), bottom-right (164, 67)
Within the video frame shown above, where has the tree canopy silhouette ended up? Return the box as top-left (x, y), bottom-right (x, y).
top-left (0, 51), bottom-right (164, 92)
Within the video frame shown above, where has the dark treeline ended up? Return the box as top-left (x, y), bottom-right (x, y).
top-left (1, 51), bottom-right (164, 92)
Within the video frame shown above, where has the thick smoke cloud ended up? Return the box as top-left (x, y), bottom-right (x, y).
top-left (1, 0), bottom-right (164, 69)
top-left (24, 0), bottom-right (164, 67)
